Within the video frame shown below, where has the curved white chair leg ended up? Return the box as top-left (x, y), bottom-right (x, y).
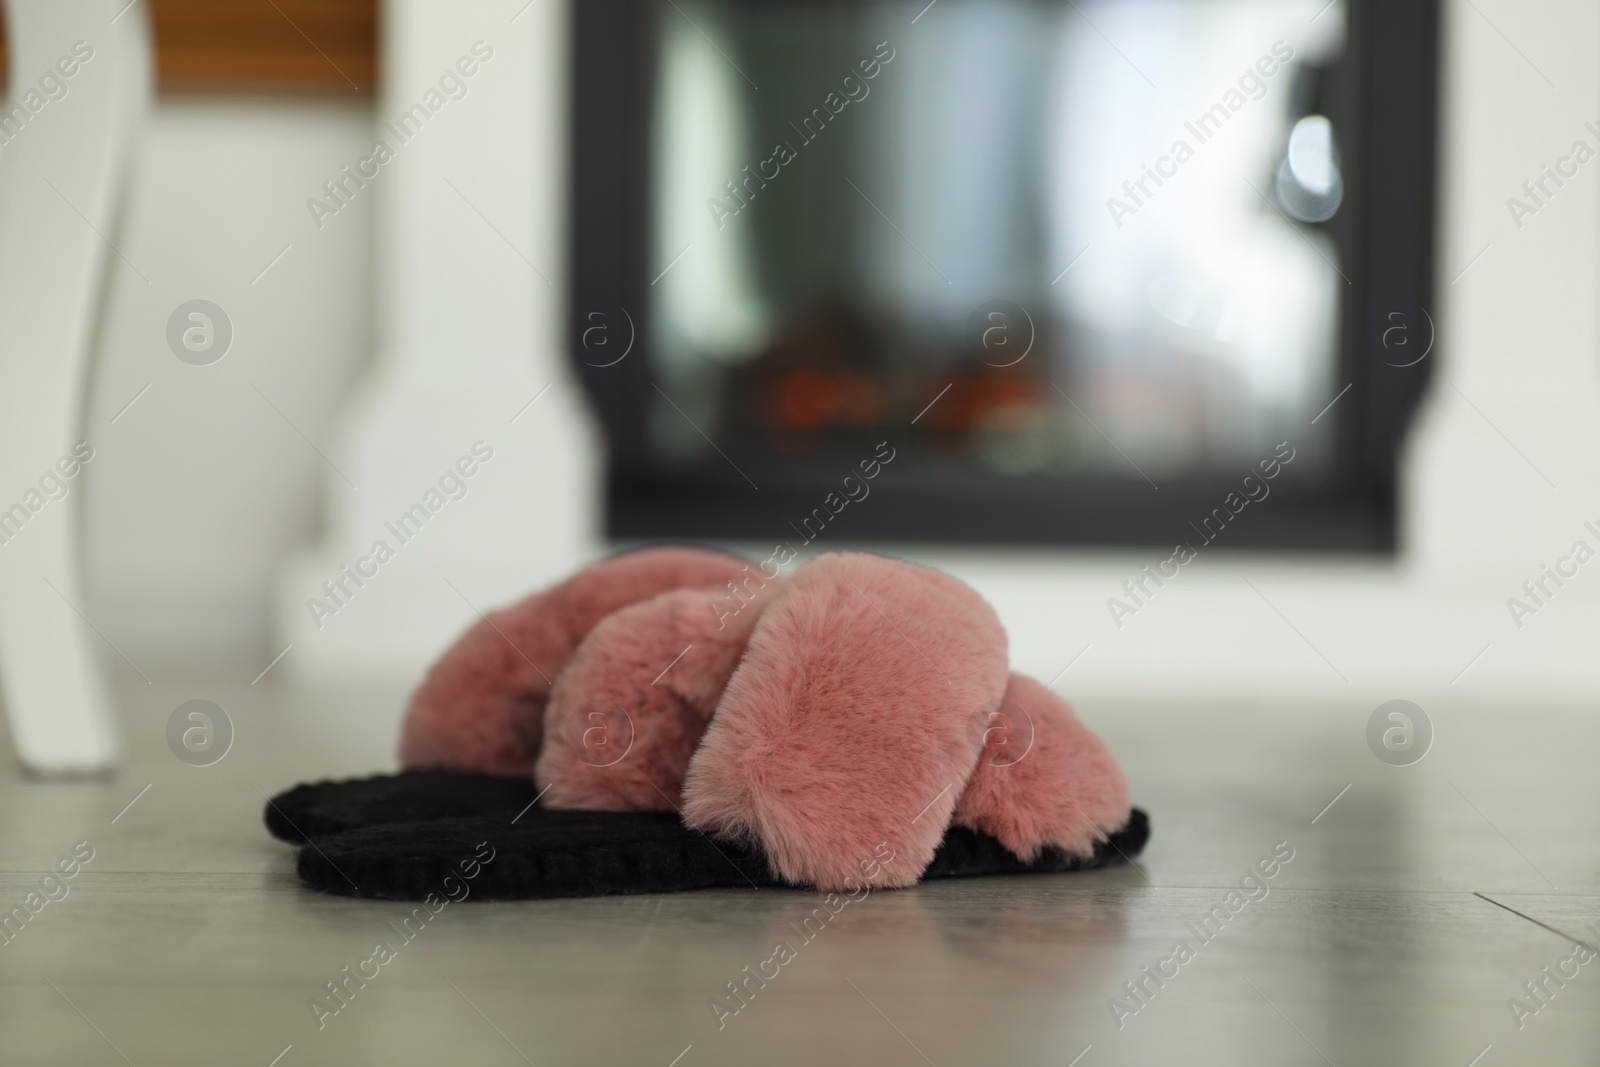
top-left (0, 0), bottom-right (151, 773)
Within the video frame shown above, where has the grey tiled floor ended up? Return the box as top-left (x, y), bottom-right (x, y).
top-left (1, 674), bottom-right (1595, 1065)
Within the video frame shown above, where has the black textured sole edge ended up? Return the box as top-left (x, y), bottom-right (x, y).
top-left (266, 771), bottom-right (1150, 900)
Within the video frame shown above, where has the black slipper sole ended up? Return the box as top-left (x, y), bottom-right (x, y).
top-left (264, 769), bottom-right (540, 844)
top-left (266, 772), bottom-right (1151, 901)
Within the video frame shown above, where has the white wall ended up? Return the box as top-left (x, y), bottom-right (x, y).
top-left (85, 100), bottom-right (375, 666)
top-left (82, 0), bottom-right (1600, 708)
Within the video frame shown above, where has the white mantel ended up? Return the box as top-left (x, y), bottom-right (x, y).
top-left (277, 0), bottom-right (1600, 713)
top-left (954, 0), bottom-right (1600, 709)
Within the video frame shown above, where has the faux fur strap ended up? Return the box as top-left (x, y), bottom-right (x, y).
top-left (951, 673), bottom-right (1132, 861)
top-left (536, 579), bottom-right (782, 811)
top-left (680, 552), bottom-right (1010, 891)
top-left (398, 547), bottom-right (754, 776)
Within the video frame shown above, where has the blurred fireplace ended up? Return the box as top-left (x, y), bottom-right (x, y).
top-left (571, 0), bottom-right (1439, 549)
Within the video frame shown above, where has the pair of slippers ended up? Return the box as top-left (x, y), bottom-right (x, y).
top-left (264, 548), bottom-right (1148, 900)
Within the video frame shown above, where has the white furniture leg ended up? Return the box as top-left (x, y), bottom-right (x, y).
top-left (0, 0), bottom-right (151, 773)
top-left (275, 0), bottom-right (600, 681)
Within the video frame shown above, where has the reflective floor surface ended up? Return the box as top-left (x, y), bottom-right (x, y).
top-left (0, 674), bottom-right (1595, 1065)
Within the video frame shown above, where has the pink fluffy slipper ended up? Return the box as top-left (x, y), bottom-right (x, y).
top-left (270, 547), bottom-right (1148, 900)
top-left (397, 547), bottom-right (754, 776)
